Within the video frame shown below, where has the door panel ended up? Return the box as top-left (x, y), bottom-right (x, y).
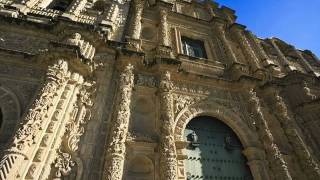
top-left (184, 116), bottom-right (252, 180)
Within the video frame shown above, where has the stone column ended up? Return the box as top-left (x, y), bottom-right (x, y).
top-left (247, 89), bottom-right (292, 180)
top-left (268, 88), bottom-right (320, 179)
top-left (103, 64), bottom-right (134, 180)
top-left (0, 60), bottom-right (70, 180)
top-left (230, 24), bottom-right (262, 72)
top-left (159, 9), bottom-right (170, 47)
top-left (128, 0), bottom-right (144, 39)
top-left (159, 71), bottom-right (177, 180)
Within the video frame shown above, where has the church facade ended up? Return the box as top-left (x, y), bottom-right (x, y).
top-left (0, 0), bottom-right (320, 179)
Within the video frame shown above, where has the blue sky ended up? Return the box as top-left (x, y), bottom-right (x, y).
top-left (215, 0), bottom-right (320, 57)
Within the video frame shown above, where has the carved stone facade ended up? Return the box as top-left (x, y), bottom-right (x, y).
top-left (0, 0), bottom-right (319, 180)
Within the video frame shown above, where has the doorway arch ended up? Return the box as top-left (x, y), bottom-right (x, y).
top-left (184, 116), bottom-right (252, 179)
top-left (174, 102), bottom-right (270, 180)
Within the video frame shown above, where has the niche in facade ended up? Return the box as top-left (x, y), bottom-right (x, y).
top-left (48, 0), bottom-right (73, 11)
top-left (127, 155), bottom-right (154, 180)
top-left (131, 95), bottom-right (156, 136)
top-left (141, 26), bottom-right (156, 41)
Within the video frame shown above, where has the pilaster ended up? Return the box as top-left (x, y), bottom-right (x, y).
top-left (103, 64), bottom-right (134, 180)
top-left (269, 39), bottom-right (297, 72)
top-left (230, 24), bottom-right (263, 76)
top-left (212, 19), bottom-right (248, 78)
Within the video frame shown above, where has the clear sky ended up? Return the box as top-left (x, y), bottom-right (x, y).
top-left (215, 0), bottom-right (320, 57)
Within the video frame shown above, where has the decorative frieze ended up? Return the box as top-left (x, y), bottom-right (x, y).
top-left (103, 64), bottom-right (134, 180)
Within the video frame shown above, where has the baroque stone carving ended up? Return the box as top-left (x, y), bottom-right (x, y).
top-left (54, 150), bottom-right (75, 179)
top-left (103, 64), bottom-right (134, 180)
top-left (64, 81), bottom-right (95, 153)
top-left (247, 89), bottom-right (292, 180)
top-left (159, 71), bottom-right (177, 180)
top-left (136, 73), bottom-right (157, 87)
top-left (173, 94), bottom-right (206, 115)
top-left (12, 60), bottom-right (69, 152)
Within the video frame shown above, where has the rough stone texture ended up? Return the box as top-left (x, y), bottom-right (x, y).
top-left (0, 0), bottom-right (320, 179)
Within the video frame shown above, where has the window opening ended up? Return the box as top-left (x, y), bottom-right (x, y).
top-left (48, 0), bottom-right (73, 11)
top-left (182, 36), bottom-right (207, 59)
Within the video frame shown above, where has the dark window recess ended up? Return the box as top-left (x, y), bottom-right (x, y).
top-left (181, 36), bottom-right (207, 59)
top-left (48, 0), bottom-right (73, 11)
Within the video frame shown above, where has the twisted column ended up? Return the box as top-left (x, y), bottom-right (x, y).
top-left (270, 88), bottom-right (320, 180)
top-left (0, 60), bottom-right (70, 180)
top-left (159, 71), bottom-right (177, 180)
top-left (103, 64), bottom-right (134, 180)
top-left (247, 89), bottom-right (292, 180)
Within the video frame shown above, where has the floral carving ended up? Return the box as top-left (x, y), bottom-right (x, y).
top-left (54, 151), bottom-right (75, 178)
top-left (173, 94), bottom-right (205, 115)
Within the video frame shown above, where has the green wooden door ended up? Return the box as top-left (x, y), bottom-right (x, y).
top-left (184, 116), bottom-right (253, 180)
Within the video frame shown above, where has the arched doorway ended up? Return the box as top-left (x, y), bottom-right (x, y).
top-left (184, 116), bottom-right (253, 180)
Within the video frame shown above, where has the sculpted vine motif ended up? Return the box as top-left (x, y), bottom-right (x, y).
top-left (159, 71), bottom-right (177, 180)
top-left (64, 82), bottom-right (95, 153)
top-left (12, 60), bottom-right (69, 152)
top-left (247, 89), bottom-right (292, 180)
top-left (54, 150), bottom-right (75, 178)
top-left (173, 94), bottom-right (205, 116)
top-left (104, 64), bottom-right (134, 180)
top-left (272, 90), bottom-right (320, 179)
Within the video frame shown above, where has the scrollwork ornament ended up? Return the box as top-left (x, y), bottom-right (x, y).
top-left (54, 150), bottom-right (75, 178)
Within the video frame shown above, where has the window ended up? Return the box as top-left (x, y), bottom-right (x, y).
top-left (48, 0), bottom-right (73, 11)
top-left (181, 36), bottom-right (207, 59)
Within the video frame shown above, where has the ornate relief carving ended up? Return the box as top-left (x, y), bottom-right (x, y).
top-left (103, 64), bottom-right (134, 180)
top-left (136, 73), bottom-right (157, 87)
top-left (54, 150), bottom-right (75, 178)
top-left (11, 60), bottom-right (69, 152)
top-left (159, 71), bottom-right (177, 180)
top-left (66, 33), bottom-right (95, 61)
top-left (64, 82), bottom-right (95, 153)
top-left (173, 94), bottom-right (206, 115)
top-left (247, 89), bottom-right (292, 180)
